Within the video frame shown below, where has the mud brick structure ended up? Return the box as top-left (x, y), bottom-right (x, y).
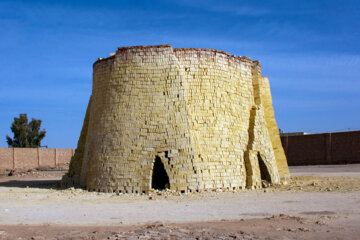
top-left (62, 44), bottom-right (289, 193)
top-left (0, 148), bottom-right (74, 171)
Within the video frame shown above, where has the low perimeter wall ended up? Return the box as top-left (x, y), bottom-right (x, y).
top-left (0, 148), bottom-right (74, 171)
top-left (2, 131), bottom-right (359, 170)
top-left (281, 131), bottom-right (360, 166)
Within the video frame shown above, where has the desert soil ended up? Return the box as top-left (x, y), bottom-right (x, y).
top-left (0, 164), bottom-right (359, 239)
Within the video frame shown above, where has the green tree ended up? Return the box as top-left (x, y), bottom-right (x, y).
top-left (6, 113), bottom-right (46, 148)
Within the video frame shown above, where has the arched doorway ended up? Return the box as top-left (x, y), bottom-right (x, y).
top-left (257, 153), bottom-right (272, 185)
top-left (151, 156), bottom-right (170, 190)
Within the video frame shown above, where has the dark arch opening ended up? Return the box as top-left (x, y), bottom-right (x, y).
top-left (151, 156), bottom-right (170, 190)
top-left (257, 153), bottom-right (272, 184)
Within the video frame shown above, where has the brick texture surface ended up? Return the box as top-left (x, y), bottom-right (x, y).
top-left (56, 149), bottom-right (74, 164)
top-left (0, 148), bottom-right (13, 170)
top-left (39, 148), bottom-right (56, 167)
top-left (63, 45), bottom-right (289, 193)
top-left (0, 148), bottom-right (74, 170)
top-left (14, 148), bottom-right (38, 170)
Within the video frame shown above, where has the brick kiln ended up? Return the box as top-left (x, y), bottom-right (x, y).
top-left (62, 44), bottom-right (289, 193)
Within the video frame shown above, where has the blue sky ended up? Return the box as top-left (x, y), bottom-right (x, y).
top-left (0, 0), bottom-right (359, 148)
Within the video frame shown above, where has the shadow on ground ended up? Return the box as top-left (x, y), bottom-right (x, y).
top-left (0, 179), bottom-right (61, 189)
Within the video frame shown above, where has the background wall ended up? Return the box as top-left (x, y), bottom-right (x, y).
top-left (2, 130), bottom-right (359, 171)
top-left (281, 131), bottom-right (360, 165)
top-left (0, 148), bottom-right (74, 171)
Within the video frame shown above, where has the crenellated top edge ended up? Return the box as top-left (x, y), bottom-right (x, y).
top-left (117, 44), bottom-right (172, 51)
top-left (174, 48), bottom-right (258, 64)
top-left (93, 44), bottom-right (260, 66)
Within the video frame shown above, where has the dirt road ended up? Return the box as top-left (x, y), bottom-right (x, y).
top-left (0, 164), bottom-right (359, 239)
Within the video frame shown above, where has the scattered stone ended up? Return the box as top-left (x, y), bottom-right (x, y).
top-left (298, 227), bottom-right (310, 232)
top-left (8, 170), bottom-right (16, 176)
top-left (31, 236), bottom-right (45, 240)
top-left (105, 225), bottom-right (258, 240)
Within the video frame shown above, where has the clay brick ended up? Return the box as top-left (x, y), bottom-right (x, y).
top-left (0, 148), bottom-right (13, 170)
top-left (39, 148), bottom-right (56, 168)
top-left (14, 148), bottom-right (38, 170)
top-left (63, 45), bottom-right (289, 192)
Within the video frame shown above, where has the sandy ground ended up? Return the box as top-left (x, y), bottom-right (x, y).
top-left (290, 164), bottom-right (360, 177)
top-left (0, 164), bottom-right (359, 239)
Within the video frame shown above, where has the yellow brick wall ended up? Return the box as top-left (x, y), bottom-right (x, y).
top-left (261, 77), bottom-right (290, 181)
top-left (62, 45), bottom-right (289, 193)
